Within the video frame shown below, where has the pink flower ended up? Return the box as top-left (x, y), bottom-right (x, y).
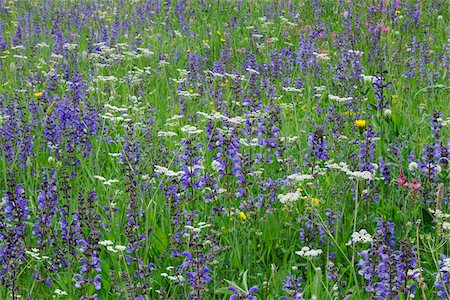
top-left (377, 23), bottom-right (389, 33)
top-left (408, 179), bottom-right (421, 190)
top-left (396, 169), bottom-right (407, 185)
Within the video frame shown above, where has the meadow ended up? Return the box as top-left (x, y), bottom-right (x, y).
top-left (0, 0), bottom-right (449, 299)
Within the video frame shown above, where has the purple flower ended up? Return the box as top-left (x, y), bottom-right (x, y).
top-left (93, 274), bottom-right (102, 290)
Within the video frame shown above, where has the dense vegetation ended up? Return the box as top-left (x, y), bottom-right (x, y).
top-left (0, 0), bottom-right (449, 299)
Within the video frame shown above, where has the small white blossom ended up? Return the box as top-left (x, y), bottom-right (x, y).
top-left (346, 229), bottom-right (373, 245)
top-left (115, 245), bottom-right (127, 251)
top-left (408, 162), bottom-right (419, 172)
top-left (157, 131), bottom-right (178, 137)
top-left (181, 125), bottom-right (203, 135)
top-left (154, 166), bottom-right (183, 177)
top-left (107, 246), bottom-right (118, 253)
top-left (278, 191), bottom-right (301, 204)
top-left (328, 94), bottom-right (353, 103)
top-left (54, 289), bottom-right (68, 296)
top-left (287, 174), bottom-right (314, 181)
top-left (99, 240), bottom-right (114, 246)
top-left (295, 246), bottom-right (323, 258)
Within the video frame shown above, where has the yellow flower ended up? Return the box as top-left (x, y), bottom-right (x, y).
top-left (238, 212), bottom-right (247, 220)
top-left (33, 92), bottom-right (43, 98)
top-left (311, 198), bottom-right (320, 205)
top-left (216, 30), bottom-right (222, 36)
top-left (186, 48), bottom-right (190, 53)
top-left (395, 10), bottom-right (401, 15)
top-left (220, 38), bottom-right (226, 43)
top-left (189, 89), bottom-right (194, 94)
top-left (355, 120), bottom-right (366, 128)
top-left (392, 95), bottom-right (398, 100)
top-left (301, 104), bottom-right (307, 112)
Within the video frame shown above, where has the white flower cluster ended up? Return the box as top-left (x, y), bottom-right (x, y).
top-left (0, 114), bottom-right (9, 124)
top-left (361, 74), bottom-right (375, 83)
top-left (98, 240), bottom-right (126, 253)
top-left (184, 222), bottom-right (212, 235)
top-left (161, 266), bottom-right (185, 282)
top-left (154, 165), bottom-right (183, 178)
top-left (101, 103), bottom-right (131, 122)
top-left (313, 52), bottom-right (330, 60)
top-left (282, 86), bottom-right (304, 93)
top-left (94, 175), bottom-right (119, 186)
top-left (345, 229), bottom-right (373, 246)
top-left (295, 246), bottom-right (323, 258)
top-left (157, 131), bottom-right (178, 138)
top-left (25, 248), bottom-right (49, 260)
top-left (429, 209), bottom-right (450, 219)
top-left (278, 191), bottom-right (301, 204)
top-left (54, 289), bottom-right (68, 296)
top-left (325, 161), bottom-right (375, 180)
top-left (178, 91), bottom-right (201, 97)
top-left (328, 94), bottom-right (353, 103)
top-left (181, 125), bottom-right (203, 135)
top-left (287, 173), bottom-right (314, 181)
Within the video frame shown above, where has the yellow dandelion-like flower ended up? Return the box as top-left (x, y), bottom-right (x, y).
top-left (33, 92), bottom-right (43, 98)
top-left (216, 30), bottom-right (222, 36)
top-left (238, 212), bottom-right (247, 220)
top-left (220, 38), bottom-right (226, 43)
top-left (311, 198), bottom-right (320, 205)
top-left (355, 120), bottom-right (366, 128)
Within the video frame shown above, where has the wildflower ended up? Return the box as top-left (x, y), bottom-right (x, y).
top-left (396, 169), bottom-right (407, 185)
top-left (229, 286), bottom-right (259, 300)
top-left (329, 94), bottom-right (353, 102)
top-left (238, 212), bottom-right (247, 220)
top-left (405, 178), bottom-right (421, 191)
top-left (311, 198), bottom-right (320, 205)
top-left (33, 92), bottom-right (43, 98)
top-left (54, 289), bottom-right (68, 296)
top-left (220, 38), bottom-right (226, 43)
top-left (295, 246), bottom-right (323, 258)
top-left (355, 120), bottom-right (367, 128)
top-left (98, 240), bottom-right (114, 246)
top-left (278, 192), bottom-right (301, 204)
top-left (346, 229), bottom-right (373, 245)
top-left (287, 174), bottom-right (314, 181)
top-left (115, 245), bottom-right (127, 251)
